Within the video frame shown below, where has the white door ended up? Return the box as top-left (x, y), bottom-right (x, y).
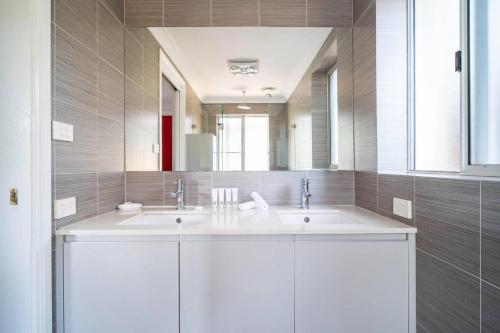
top-left (295, 235), bottom-right (409, 333)
top-left (180, 235), bottom-right (295, 333)
top-left (64, 241), bottom-right (179, 333)
top-left (0, 0), bottom-right (52, 332)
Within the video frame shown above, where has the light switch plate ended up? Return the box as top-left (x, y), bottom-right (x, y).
top-left (152, 144), bottom-right (160, 154)
top-left (52, 121), bottom-right (73, 142)
top-left (393, 197), bottom-right (412, 219)
top-left (54, 197), bottom-right (76, 219)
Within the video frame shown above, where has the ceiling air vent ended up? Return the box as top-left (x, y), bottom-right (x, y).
top-left (227, 59), bottom-right (259, 76)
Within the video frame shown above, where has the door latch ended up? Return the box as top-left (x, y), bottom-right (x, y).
top-left (10, 188), bottom-right (18, 205)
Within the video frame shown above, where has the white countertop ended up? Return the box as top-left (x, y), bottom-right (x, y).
top-left (56, 205), bottom-right (417, 236)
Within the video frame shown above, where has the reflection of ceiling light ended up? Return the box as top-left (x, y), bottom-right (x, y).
top-left (262, 87), bottom-right (276, 98)
top-left (237, 91), bottom-right (252, 110)
top-left (228, 59), bottom-right (259, 75)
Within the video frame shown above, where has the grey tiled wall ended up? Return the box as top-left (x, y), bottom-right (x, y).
top-left (52, 0), bottom-right (126, 230)
top-left (367, 173), bottom-right (500, 331)
top-left (125, 170), bottom-right (354, 207)
top-left (124, 0), bottom-right (353, 27)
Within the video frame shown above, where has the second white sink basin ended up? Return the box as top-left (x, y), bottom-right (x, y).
top-left (277, 210), bottom-right (355, 225)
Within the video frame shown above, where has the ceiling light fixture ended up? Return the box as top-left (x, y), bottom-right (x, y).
top-left (237, 91), bottom-right (252, 110)
top-left (228, 59), bottom-right (259, 76)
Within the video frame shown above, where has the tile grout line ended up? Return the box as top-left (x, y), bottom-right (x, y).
top-left (479, 180), bottom-right (482, 333)
top-left (96, 1), bottom-right (100, 214)
top-left (416, 247), bottom-right (480, 281)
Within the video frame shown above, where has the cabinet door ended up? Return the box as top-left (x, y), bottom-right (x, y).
top-left (180, 236), bottom-right (294, 333)
top-left (295, 236), bottom-right (409, 333)
top-left (64, 241), bottom-right (178, 333)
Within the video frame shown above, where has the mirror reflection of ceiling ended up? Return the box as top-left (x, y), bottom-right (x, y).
top-left (150, 27), bottom-right (332, 104)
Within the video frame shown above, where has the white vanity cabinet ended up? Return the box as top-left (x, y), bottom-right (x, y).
top-left (179, 235), bottom-right (295, 333)
top-left (62, 238), bottom-right (179, 333)
top-left (58, 233), bottom-right (415, 333)
top-left (295, 234), bottom-right (413, 333)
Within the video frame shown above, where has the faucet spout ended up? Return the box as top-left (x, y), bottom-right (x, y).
top-left (171, 179), bottom-right (185, 211)
top-left (301, 178), bottom-right (312, 209)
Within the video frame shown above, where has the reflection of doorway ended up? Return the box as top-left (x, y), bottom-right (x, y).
top-left (159, 48), bottom-right (186, 171)
top-left (161, 76), bottom-right (177, 171)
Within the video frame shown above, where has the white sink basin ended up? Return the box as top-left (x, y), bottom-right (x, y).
top-left (277, 210), bottom-right (355, 225)
top-left (120, 210), bottom-right (209, 226)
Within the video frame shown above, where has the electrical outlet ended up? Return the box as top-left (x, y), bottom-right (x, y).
top-left (52, 121), bottom-right (74, 142)
top-left (152, 144), bottom-right (160, 154)
top-left (54, 197), bottom-right (76, 219)
top-left (393, 197), bottom-right (412, 219)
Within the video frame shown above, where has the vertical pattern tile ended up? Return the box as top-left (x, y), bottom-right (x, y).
top-left (415, 177), bottom-right (480, 276)
top-left (308, 170), bottom-right (354, 205)
top-left (125, 171), bottom-right (164, 205)
top-left (482, 181), bottom-right (500, 288)
top-left (100, 0), bottom-right (124, 24)
top-left (354, 171), bottom-right (377, 212)
top-left (482, 281), bottom-right (500, 332)
top-left (213, 172), bottom-right (260, 203)
top-left (212, 0), bottom-right (259, 26)
top-left (98, 2), bottom-right (124, 71)
top-left (307, 0), bottom-right (352, 27)
top-left (124, 30), bottom-right (143, 86)
top-left (124, 0), bottom-right (164, 26)
top-left (353, 0), bottom-right (373, 23)
top-left (98, 172), bottom-right (125, 213)
top-left (260, 171), bottom-right (307, 206)
top-left (98, 59), bottom-right (124, 122)
top-left (165, 172), bottom-right (212, 206)
top-left (416, 250), bottom-right (480, 333)
top-left (55, 27), bottom-right (98, 113)
top-left (53, 100), bottom-right (98, 174)
top-left (259, 0), bottom-right (306, 27)
top-left (98, 116), bottom-right (125, 172)
top-left (378, 174), bottom-right (414, 225)
top-left (54, 173), bottom-right (98, 228)
top-left (55, 0), bottom-right (97, 52)
top-left (353, 1), bottom-right (377, 172)
top-left (163, 0), bottom-right (211, 27)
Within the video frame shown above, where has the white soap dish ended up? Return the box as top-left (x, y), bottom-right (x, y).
top-left (117, 202), bottom-right (143, 212)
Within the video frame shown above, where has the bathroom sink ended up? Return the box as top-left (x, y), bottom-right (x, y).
top-left (120, 211), bottom-right (209, 226)
top-left (277, 210), bottom-right (354, 225)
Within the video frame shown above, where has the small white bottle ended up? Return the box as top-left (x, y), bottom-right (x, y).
top-left (225, 188), bottom-right (232, 207)
top-left (211, 189), bottom-right (218, 207)
top-left (231, 188), bottom-right (238, 207)
top-left (218, 188), bottom-right (225, 207)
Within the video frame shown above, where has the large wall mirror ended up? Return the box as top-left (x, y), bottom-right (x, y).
top-left (125, 27), bottom-right (353, 172)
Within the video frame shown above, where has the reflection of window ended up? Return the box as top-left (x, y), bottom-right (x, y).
top-left (216, 115), bottom-right (269, 171)
top-left (469, 0), bottom-right (500, 167)
top-left (328, 68), bottom-right (338, 168)
top-left (411, 0), bottom-right (461, 172)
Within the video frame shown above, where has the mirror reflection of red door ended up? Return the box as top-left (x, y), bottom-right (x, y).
top-left (162, 115), bottom-right (173, 171)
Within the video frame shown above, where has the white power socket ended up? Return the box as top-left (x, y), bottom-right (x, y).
top-left (54, 197), bottom-right (76, 219)
top-left (393, 197), bottom-right (412, 219)
top-left (152, 144), bottom-right (160, 154)
top-left (52, 121), bottom-right (74, 142)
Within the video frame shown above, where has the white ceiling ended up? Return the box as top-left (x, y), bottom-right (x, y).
top-left (150, 27), bottom-right (332, 103)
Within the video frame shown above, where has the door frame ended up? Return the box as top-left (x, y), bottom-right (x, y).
top-left (32, 0), bottom-right (53, 330)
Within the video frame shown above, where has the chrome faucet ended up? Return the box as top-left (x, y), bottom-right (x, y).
top-left (171, 179), bottom-right (185, 211)
top-left (301, 178), bottom-right (312, 209)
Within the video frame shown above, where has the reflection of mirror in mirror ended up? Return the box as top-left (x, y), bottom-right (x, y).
top-left (125, 27), bottom-right (353, 172)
